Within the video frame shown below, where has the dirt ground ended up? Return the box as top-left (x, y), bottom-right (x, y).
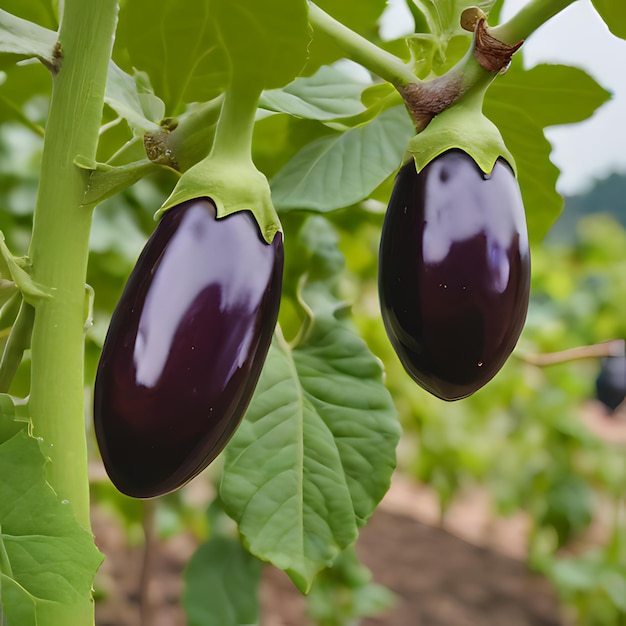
top-left (93, 475), bottom-right (565, 626)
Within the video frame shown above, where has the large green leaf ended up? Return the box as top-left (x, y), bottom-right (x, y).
top-left (271, 105), bottom-right (414, 212)
top-left (591, 0), bottom-right (626, 39)
top-left (0, 9), bottom-right (56, 65)
top-left (0, 408), bottom-right (102, 624)
top-left (183, 535), bottom-right (262, 626)
top-left (221, 317), bottom-right (399, 593)
top-left (260, 65), bottom-right (369, 121)
top-left (212, 0), bottom-right (309, 89)
top-left (116, 0), bottom-right (309, 113)
top-left (116, 0), bottom-right (229, 113)
top-left (0, 1), bottom-right (57, 31)
top-left (484, 62), bottom-right (611, 242)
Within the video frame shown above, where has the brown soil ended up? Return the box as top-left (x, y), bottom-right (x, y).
top-left (93, 477), bottom-right (564, 626)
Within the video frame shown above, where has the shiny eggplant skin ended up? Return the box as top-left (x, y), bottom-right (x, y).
top-left (379, 150), bottom-right (530, 401)
top-left (94, 198), bottom-right (283, 498)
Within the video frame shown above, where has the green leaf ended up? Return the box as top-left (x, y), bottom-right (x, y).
top-left (487, 63), bottom-right (612, 128)
top-left (0, 279), bottom-right (17, 310)
top-left (116, 0), bottom-right (229, 112)
top-left (74, 156), bottom-right (161, 207)
top-left (407, 32), bottom-right (471, 78)
top-left (307, 546), bottom-right (395, 623)
top-left (0, 233), bottom-right (50, 304)
top-left (104, 63), bottom-right (163, 134)
top-left (221, 236), bottom-right (400, 592)
top-left (221, 330), bottom-right (354, 592)
top-left (260, 64), bottom-right (369, 121)
top-left (484, 62), bottom-right (612, 242)
top-left (0, 429), bottom-right (103, 623)
top-left (0, 1), bottom-right (58, 31)
top-left (0, 9), bottom-right (57, 65)
top-left (591, 0), bottom-right (626, 39)
top-left (271, 105), bottom-right (414, 212)
top-left (116, 0), bottom-right (309, 113)
top-left (213, 0), bottom-right (310, 89)
top-left (0, 393), bottom-right (25, 443)
top-left (183, 536), bottom-right (262, 626)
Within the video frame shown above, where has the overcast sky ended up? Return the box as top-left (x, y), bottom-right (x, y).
top-left (381, 0), bottom-right (626, 195)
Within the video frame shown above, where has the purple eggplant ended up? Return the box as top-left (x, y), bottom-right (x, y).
top-left (94, 198), bottom-right (283, 497)
top-left (379, 150), bottom-right (530, 401)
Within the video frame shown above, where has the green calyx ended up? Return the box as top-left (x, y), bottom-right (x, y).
top-left (406, 85), bottom-right (516, 177)
top-left (156, 80), bottom-right (282, 244)
top-left (157, 155), bottom-right (281, 244)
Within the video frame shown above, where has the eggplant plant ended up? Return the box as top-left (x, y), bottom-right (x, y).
top-left (0, 0), bottom-right (623, 625)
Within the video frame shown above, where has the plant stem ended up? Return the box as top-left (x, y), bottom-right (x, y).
top-left (490, 0), bottom-right (578, 44)
top-left (27, 0), bottom-right (118, 569)
top-left (307, 3), bottom-right (419, 88)
top-left (209, 78), bottom-right (260, 165)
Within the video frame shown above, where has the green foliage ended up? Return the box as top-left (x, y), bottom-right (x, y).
top-left (0, 398), bottom-right (103, 625)
top-left (116, 0), bottom-right (309, 112)
top-left (271, 106), bottom-right (414, 212)
top-left (183, 535), bottom-right (262, 626)
top-left (0, 10), bottom-right (56, 65)
top-left (260, 64), bottom-right (369, 121)
top-left (104, 63), bottom-right (163, 135)
top-left (591, 0), bottom-right (626, 39)
top-left (306, 546), bottom-right (395, 625)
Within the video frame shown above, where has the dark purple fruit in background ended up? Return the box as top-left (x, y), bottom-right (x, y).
top-left (94, 198), bottom-right (283, 498)
top-left (595, 355), bottom-right (626, 413)
top-left (379, 150), bottom-right (530, 401)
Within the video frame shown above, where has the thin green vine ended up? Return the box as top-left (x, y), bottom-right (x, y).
top-left (307, 3), bottom-right (419, 88)
top-left (491, 0), bottom-right (579, 44)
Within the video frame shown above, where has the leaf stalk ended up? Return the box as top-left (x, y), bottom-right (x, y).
top-left (307, 2), bottom-right (419, 88)
top-left (490, 0), bottom-right (579, 45)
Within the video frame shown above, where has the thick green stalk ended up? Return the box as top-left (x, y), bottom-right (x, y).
top-left (307, 3), bottom-right (419, 88)
top-left (490, 0), bottom-right (578, 44)
top-left (209, 78), bottom-right (260, 165)
top-left (28, 0), bottom-right (118, 533)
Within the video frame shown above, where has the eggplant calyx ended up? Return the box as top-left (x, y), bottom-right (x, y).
top-left (157, 154), bottom-right (281, 245)
top-left (405, 81), bottom-right (516, 179)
